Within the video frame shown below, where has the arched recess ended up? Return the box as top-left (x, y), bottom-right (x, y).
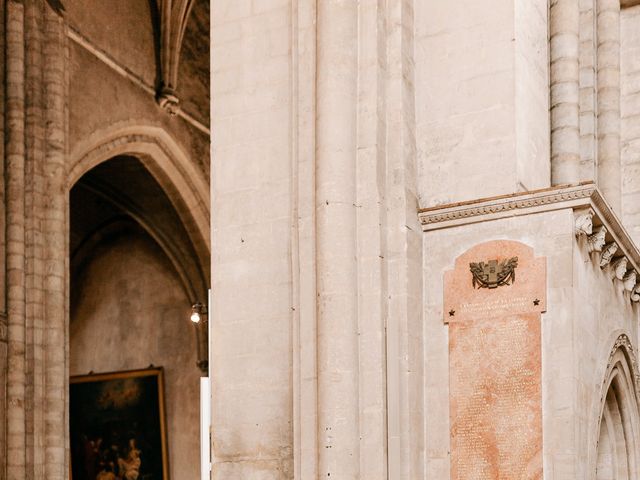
top-left (67, 125), bottom-right (210, 478)
top-left (67, 123), bottom-right (210, 276)
top-left (594, 334), bottom-right (640, 480)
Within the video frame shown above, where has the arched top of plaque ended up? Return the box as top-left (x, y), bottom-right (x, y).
top-left (444, 240), bottom-right (546, 324)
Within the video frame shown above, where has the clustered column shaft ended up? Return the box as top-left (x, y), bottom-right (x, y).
top-left (550, 0), bottom-right (581, 185)
top-left (3, 1), bottom-right (68, 478)
top-left (43, 4), bottom-right (67, 479)
top-left (597, 0), bottom-right (622, 213)
top-left (24, 0), bottom-right (46, 476)
top-left (5, 1), bottom-right (27, 478)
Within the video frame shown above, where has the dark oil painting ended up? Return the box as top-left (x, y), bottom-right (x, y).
top-left (70, 368), bottom-right (169, 480)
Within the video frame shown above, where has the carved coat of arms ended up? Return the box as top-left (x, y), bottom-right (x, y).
top-left (469, 257), bottom-right (518, 289)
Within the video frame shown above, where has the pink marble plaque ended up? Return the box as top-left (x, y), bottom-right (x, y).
top-left (444, 240), bottom-right (545, 479)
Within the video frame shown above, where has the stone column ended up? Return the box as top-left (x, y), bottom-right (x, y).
top-left (5, 2), bottom-right (27, 479)
top-left (597, 0), bottom-right (622, 212)
top-left (24, 0), bottom-right (46, 476)
top-left (0, 1), bottom-right (7, 466)
top-left (550, 0), bottom-right (581, 185)
top-left (315, 0), bottom-right (359, 478)
top-left (3, 2), bottom-right (67, 477)
top-left (43, 5), bottom-right (67, 479)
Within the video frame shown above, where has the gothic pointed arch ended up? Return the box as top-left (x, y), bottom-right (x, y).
top-left (67, 123), bottom-right (210, 278)
top-left (594, 334), bottom-right (640, 479)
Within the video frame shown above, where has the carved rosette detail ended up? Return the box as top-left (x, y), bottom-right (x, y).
top-left (600, 242), bottom-right (619, 268)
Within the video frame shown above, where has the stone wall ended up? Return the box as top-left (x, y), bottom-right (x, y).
top-left (415, 0), bottom-right (550, 207)
top-left (70, 225), bottom-right (200, 480)
top-left (66, 2), bottom-right (210, 178)
top-left (423, 210), bottom-right (575, 477)
top-left (210, 0), bottom-right (294, 477)
top-left (210, 0), bottom-right (423, 478)
top-left (422, 194), bottom-right (640, 478)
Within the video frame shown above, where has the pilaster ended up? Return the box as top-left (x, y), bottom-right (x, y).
top-left (315, 0), bottom-right (360, 477)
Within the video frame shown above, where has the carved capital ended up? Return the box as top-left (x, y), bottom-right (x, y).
top-left (157, 86), bottom-right (181, 115)
top-left (575, 209), bottom-right (594, 237)
top-left (612, 256), bottom-right (628, 280)
top-left (588, 226), bottom-right (607, 253)
top-left (600, 242), bottom-right (618, 268)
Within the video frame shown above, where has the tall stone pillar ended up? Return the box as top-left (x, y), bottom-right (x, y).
top-left (315, 1), bottom-right (359, 478)
top-left (550, 0), bottom-right (581, 185)
top-left (24, 0), bottom-right (46, 476)
top-left (2, 1), bottom-right (68, 478)
top-left (5, 2), bottom-right (27, 478)
top-left (43, 4), bottom-right (68, 478)
top-left (597, 0), bottom-right (622, 212)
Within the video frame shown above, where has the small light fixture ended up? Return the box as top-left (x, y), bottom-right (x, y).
top-left (191, 303), bottom-right (204, 323)
top-left (190, 302), bottom-right (209, 375)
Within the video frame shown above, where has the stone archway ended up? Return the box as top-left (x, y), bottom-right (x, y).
top-left (595, 335), bottom-right (640, 480)
top-left (66, 125), bottom-right (210, 479)
top-left (67, 123), bottom-right (210, 270)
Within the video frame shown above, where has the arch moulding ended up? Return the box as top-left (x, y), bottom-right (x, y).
top-left (67, 123), bottom-right (210, 272)
top-left (589, 332), bottom-right (640, 479)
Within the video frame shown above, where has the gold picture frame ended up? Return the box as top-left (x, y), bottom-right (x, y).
top-left (70, 367), bottom-right (169, 480)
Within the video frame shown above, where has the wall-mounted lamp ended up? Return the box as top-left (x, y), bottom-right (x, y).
top-left (191, 302), bottom-right (205, 323)
top-left (190, 302), bottom-right (208, 375)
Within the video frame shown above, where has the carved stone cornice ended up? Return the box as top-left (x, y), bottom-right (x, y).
top-left (418, 182), bottom-right (597, 230)
top-left (418, 182), bottom-right (640, 303)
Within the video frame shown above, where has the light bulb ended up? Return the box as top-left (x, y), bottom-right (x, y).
top-left (190, 311), bottom-right (201, 323)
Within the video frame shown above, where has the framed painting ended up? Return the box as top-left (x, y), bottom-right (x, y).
top-left (70, 367), bottom-right (169, 480)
